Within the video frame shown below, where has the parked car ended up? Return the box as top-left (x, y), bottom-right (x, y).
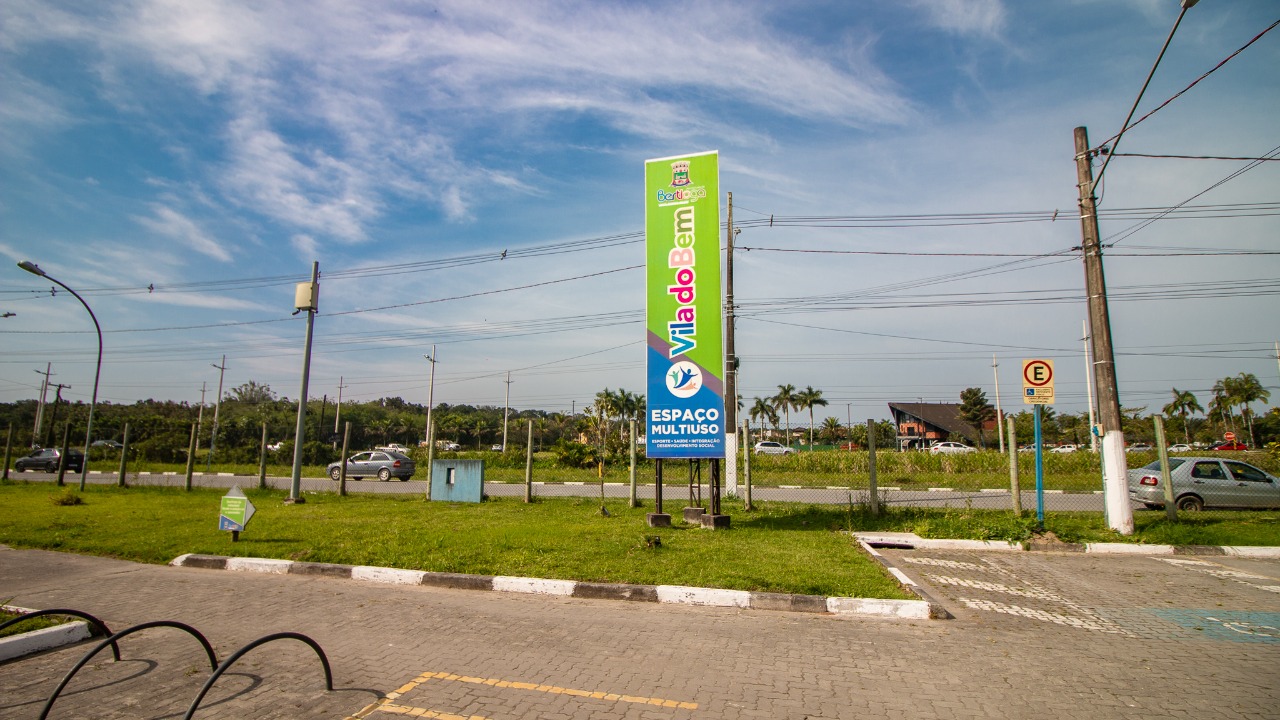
top-left (1049, 444), bottom-right (1077, 454)
top-left (753, 441), bottom-right (795, 456)
top-left (90, 439), bottom-right (123, 449)
top-left (1017, 444), bottom-right (1036, 453)
top-left (1128, 457), bottom-right (1280, 511)
top-left (929, 441), bottom-right (975, 455)
top-left (375, 443), bottom-right (411, 454)
top-left (1167, 444), bottom-right (1193, 453)
top-left (327, 450), bottom-right (416, 481)
top-left (490, 444), bottom-right (503, 451)
top-left (14, 448), bottom-right (84, 473)
top-left (1208, 441), bottom-right (1248, 451)
top-left (1125, 444), bottom-right (1154, 453)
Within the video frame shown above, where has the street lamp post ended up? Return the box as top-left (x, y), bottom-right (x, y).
top-left (18, 261), bottom-right (102, 491)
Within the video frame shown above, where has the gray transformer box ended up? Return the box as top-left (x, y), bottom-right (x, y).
top-left (431, 459), bottom-right (484, 502)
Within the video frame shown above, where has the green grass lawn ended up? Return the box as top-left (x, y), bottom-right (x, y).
top-left (0, 482), bottom-right (912, 599)
top-left (0, 608), bottom-right (68, 639)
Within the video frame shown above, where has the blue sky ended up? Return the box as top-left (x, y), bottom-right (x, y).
top-left (1, 0), bottom-right (1277, 428)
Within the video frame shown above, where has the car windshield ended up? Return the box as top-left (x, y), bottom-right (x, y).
top-left (1141, 459), bottom-right (1185, 471)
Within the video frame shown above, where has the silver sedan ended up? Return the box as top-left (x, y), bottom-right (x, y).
top-left (328, 451), bottom-right (416, 482)
top-left (1128, 457), bottom-right (1280, 511)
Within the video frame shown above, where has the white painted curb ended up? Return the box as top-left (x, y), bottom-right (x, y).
top-left (227, 557), bottom-right (293, 574)
top-left (1223, 546), bottom-right (1280, 559)
top-left (353, 566), bottom-right (426, 585)
top-left (853, 532), bottom-right (1020, 551)
top-left (826, 597), bottom-right (933, 619)
top-left (1085, 543), bottom-right (1174, 555)
top-left (0, 621), bottom-right (92, 662)
top-left (170, 553), bottom-right (194, 567)
top-left (493, 577), bottom-right (575, 596)
top-left (656, 585), bottom-right (751, 608)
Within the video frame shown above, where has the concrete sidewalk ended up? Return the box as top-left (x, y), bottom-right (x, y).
top-left (3, 545), bottom-right (1279, 719)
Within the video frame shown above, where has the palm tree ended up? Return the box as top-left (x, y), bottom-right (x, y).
top-left (1230, 372), bottom-right (1270, 446)
top-left (796, 386), bottom-right (828, 448)
top-left (748, 397), bottom-right (778, 440)
top-left (1210, 378), bottom-right (1238, 436)
top-left (1162, 388), bottom-right (1203, 445)
top-left (771, 384), bottom-right (799, 447)
top-left (819, 416), bottom-right (845, 446)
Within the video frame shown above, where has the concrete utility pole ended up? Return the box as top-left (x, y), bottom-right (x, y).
top-left (288, 261), bottom-right (320, 504)
top-left (1075, 126), bottom-right (1132, 534)
top-left (723, 191), bottom-right (739, 496)
top-left (206, 356), bottom-right (227, 471)
top-left (424, 348), bottom-right (437, 446)
top-left (1082, 320), bottom-right (1098, 453)
top-left (195, 381), bottom-right (207, 457)
top-left (334, 376), bottom-right (347, 434)
top-left (992, 355), bottom-right (1005, 453)
top-left (502, 371), bottom-right (512, 452)
top-left (33, 363), bottom-right (52, 446)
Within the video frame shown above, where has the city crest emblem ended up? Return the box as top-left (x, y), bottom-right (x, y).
top-left (670, 161), bottom-right (691, 187)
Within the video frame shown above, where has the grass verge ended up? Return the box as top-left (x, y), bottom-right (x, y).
top-left (0, 483), bottom-right (911, 600)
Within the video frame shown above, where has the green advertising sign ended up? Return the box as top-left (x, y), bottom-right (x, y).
top-left (644, 151), bottom-right (725, 459)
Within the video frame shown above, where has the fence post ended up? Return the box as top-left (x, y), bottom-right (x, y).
top-left (184, 423), bottom-right (196, 491)
top-left (258, 422), bottom-right (268, 490)
top-left (524, 420), bottom-right (534, 503)
top-left (742, 421), bottom-right (752, 511)
top-left (2, 423), bottom-right (11, 481)
top-left (867, 419), bottom-right (880, 517)
top-left (1008, 415), bottom-right (1022, 514)
top-left (117, 423), bottom-right (130, 487)
top-left (339, 421), bottom-right (350, 498)
top-left (1153, 415), bottom-right (1176, 521)
top-left (56, 422), bottom-right (71, 487)
top-left (628, 419), bottom-right (638, 508)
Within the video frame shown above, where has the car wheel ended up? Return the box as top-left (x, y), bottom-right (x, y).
top-left (329, 467), bottom-right (341, 481)
top-left (377, 467), bottom-right (391, 481)
top-left (1176, 495), bottom-right (1204, 512)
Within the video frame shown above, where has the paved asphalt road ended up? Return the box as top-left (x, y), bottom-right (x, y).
top-left (11, 469), bottom-right (1107, 510)
top-left (2, 545), bottom-right (1277, 719)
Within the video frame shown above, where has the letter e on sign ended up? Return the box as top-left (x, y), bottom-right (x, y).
top-left (1021, 359), bottom-right (1055, 405)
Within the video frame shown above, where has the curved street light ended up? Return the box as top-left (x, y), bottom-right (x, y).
top-left (18, 261), bottom-right (102, 491)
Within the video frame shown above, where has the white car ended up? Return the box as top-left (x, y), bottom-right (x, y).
top-left (753, 441), bottom-right (795, 455)
top-left (376, 443), bottom-right (411, 453)
top-left (1167, 444), bottom-right (1193, 453)
top-left (1049, 444), bottom-right (1077, 454)
top-left (929, 441), bottom-right (975, 455)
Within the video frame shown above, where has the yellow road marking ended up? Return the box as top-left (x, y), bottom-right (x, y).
top-left (348, 669), bottom-right (697, 718)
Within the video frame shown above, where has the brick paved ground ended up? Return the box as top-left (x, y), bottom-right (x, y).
top-left (2, 545), bottom-right (1278, 719)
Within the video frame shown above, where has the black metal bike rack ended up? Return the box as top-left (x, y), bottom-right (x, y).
top-left (182, 631), bottom-right (333, 720)
top-left (0, 608), bottom-right (120, 661)
top-left (39, 620), bottom-right (218, 720)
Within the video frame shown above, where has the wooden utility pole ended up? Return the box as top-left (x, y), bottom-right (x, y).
top-left (1075, 126), bottom-right (1133, 534)
top-left (723, 191), bottom-right (739, 497)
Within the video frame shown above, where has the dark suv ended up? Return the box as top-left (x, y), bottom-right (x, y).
top-left (14, 448), bottom-right (84, 473)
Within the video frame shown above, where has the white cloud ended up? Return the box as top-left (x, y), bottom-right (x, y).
top-left (908, 0), bottom-right (1006, 37)
top-left (135, 204), bottom-right (234, 262)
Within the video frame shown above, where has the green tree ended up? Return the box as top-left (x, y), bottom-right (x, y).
top-left (819, 416), bottom-right (845, 446)
top-left (1162, 388), bottom-right (1203, 445)
top-left (748, 397), bottom-right (778, 440)
top-left (796, 386), bottom-right (828, 449)
top-left (771, 384), bottom-right (799, 447)
top-left (1229, 372), bottom-right (1270, 447)
top-left (958, 387), bottom-right (995, 448)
